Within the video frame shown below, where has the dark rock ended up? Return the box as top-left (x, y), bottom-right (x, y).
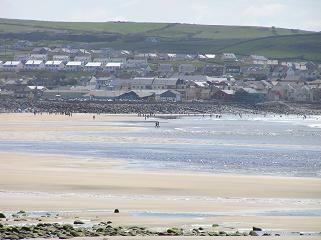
top-left (208, 232), bottom-right (219, 236)
top-left (114, 209), bottom-right (119, 213)
top-left (0, 213), bottom-right (6, 219)
top-left (212, 224), bottom-right (219, 227)
top-left (73, 220), bottom-right (85, 225)
top-left (249, 230), bottom-right (259, 236)
top-left (253, 226), bottom-right (263, 231)
top-left (167, 228), bottom-right (182, 235)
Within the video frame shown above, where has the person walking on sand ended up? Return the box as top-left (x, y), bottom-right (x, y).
top-left (93, 115), bottom-right (96, 120)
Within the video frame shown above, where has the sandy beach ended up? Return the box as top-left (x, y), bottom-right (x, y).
top-left (0, 113), bottom-right (321, 238)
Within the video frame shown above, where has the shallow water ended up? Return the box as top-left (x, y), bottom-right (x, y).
top-left (1, 114), bottom-right (321, 177)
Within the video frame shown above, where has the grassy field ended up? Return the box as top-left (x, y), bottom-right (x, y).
top-left (0, 18), bottom-right (310, 38)
top-left (217, 33), bottom-right (321, 61)
top-left (0, 18), bottom-right (320, 61)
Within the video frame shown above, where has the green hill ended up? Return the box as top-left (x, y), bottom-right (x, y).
top-left (0, 18), bottom-right (320, 61)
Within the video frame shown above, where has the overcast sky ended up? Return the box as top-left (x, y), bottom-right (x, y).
top-left (1, 0), bottom-right (321, 31)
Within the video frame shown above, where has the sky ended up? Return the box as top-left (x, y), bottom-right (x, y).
top-left (1, 0), bottom-right (321, 31)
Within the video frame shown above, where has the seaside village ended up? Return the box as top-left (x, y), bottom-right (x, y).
top-left (1, 46), bottom-right (321, 103)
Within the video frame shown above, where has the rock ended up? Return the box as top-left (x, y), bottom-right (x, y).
top-left (5, 234), bottom-right (20, 240)
top-left (263, 233), bottom-right (271, 236)
top-left (249, 230), bottom-right (259, 236)
top-left (107, 221), bottom-right (112, 224)
top-left (17, 210), bottom-right (26, 214)
top-left (208, 232), bottom-right (219, 236)
top-left (212, 224), bottom-right (219, 227)
top-left (114, 209), bottom-right (119, 213)
top-left (62, 224), bottom-right (74, 230)
top-left (253, 226), bottom-right (262, 231)
top-left (167, 228), bottom-right (182, 235)
top-left (0, 213), bottom-right (6, 219)
top-left (58, 233), bottom-right (70, 239)
top-left (73, 220), bottom-right (85, 225)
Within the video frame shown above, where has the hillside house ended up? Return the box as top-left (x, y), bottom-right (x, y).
top-left (267, 60), bottom-right (279, 65)
top-left (45, 61), bottom-right (65, 71)
top-left (156, 90), bottom-right (181, 102)
top-left (29, 54), bottom-right (48, 61)
top-left (158, 64), bottom-right (174, 74)
top-left (24, 60), bottom-right (45, 71)
top-left (249, 55), bottom-right (268, 65)
top-left (203, 65), bottom-right (224, 76)
top-left (31, 47), bottom-right (51, 54)
top-left (221, 53), bottom-right (237, 61)
top-left (14, 54), bottom-right (30, 62)
top-left (109, 57), bottom-right (127, 64)
top-left (74, 55), bottom-right (92, 64)
top-left (66, 61), bottom-right (83, 71)
top-left (126, 58), bottom-right (148, 67)
top-left (235, 87), bottom-right (266, 102)
top-left (105, 62), bottom-right (123, 73)
top-left (185, 80), bottom-right (210, 100)
top-left (84, 62), bottom-right (102, 72)
top-left (178, 64), bottom-right (196, 74)
top-left (53, 55), bottom-right (70, 63)
top-left (225, 65), bottom-right (241, 75)
top-left (212, 89), bottom-right (235, 101)
top-left (2, 61), bottom-right (24, 72)
top-left (129, 78), bottom-right (181, 91)
top-left (205, 54), bottom-right (216, 59)
top-left (94, 58), bottom-right (110, 65)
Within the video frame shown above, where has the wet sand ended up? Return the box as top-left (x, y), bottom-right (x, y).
top-left (0, 113), bottom-right (321, 234)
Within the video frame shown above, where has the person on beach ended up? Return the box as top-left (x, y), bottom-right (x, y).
top-left (93, 115), bottom-right (96, 120)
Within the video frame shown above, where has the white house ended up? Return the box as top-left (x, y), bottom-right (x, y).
top-left (178, 64), bottom-right (196, 74)
top-left (66, 61), bottom-right (83, 71)
top-left (2, 61), bottom-right (24, 72)
top-left (105, 62), bottom-right (123, 73)
top-left (249, 55), bottom-right (268, 65)
top-left (84, 62), bottom-right (102, 72)
top-left (221, 53), bottom-right (237, 61)
top-left (24, 60), bottom-right (45, 71)
top-left (45, 61), bottom-right (65, 71)
top-left (198, 54), bottom-right (207, 59)
top-left (205, 54), bottom-right (216, 59)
